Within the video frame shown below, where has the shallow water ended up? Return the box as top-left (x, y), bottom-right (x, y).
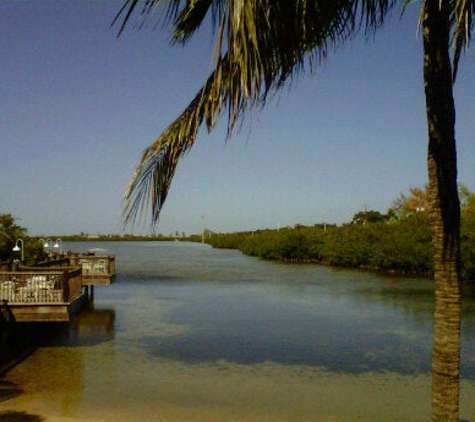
top-left (1, 241), bottom-right (474, 421)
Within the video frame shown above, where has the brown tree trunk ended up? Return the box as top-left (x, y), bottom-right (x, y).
top-left (422, 2), bottom-right (462, 421)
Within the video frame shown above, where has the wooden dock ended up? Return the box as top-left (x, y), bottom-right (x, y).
top-left (0, 268), bottom-right (84, 322)
top-left (0, 253), bottom-right (116, 323)
top-left (68, 253), bottom-right (116, 286)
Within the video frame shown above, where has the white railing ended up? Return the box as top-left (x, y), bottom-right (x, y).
top-left (80, 258), bottom-right (108, 275)
top-left (0, 269), bottom-right (82, 304)
top-left (68, 254), bottom-right (115, 277)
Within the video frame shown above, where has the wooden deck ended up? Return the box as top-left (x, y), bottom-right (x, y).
top-left (1, 294), bottom-right (87, 322)
top-left (0, 252), bottom-right (116, 323)
top-left (68, 254), bottom-right (116, 286)
top-left (0, 268), bottom-right (85, 323)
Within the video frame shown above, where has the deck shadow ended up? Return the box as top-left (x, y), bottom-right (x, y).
top-left (0, 411), bottom-right (43, 421)
top-left (0, 381), bottom-right (22, 403)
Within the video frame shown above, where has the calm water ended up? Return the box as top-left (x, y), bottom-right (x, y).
top-left (2, 241), bottom-right (475, 421)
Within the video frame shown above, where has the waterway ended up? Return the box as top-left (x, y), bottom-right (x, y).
top-left (1, 241), bottom-right (475, 421)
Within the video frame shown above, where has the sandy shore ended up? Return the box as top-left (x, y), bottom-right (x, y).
top-left (2, 346), bottom-right (475, 422)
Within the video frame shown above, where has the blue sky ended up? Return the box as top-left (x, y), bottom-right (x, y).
top-left (1, 2), bottom-right (474, 236)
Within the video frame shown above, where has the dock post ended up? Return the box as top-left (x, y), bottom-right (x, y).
top-left (0, 300), bottom-right (14, 323)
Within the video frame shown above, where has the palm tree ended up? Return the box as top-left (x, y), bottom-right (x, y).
top-left (115, 1), bottom-right (474, 420)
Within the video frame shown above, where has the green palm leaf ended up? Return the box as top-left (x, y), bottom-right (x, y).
top-left (116, 0), bottom-right (475, 226)
top-left (118, 0), bottom-right (403, 225)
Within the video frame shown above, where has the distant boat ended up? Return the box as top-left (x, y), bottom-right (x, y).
top-left (88, 248), bottom-right (107, 254)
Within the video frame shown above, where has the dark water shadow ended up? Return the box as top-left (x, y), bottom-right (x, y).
top-left (0, 304), bottom-right (116, 375)
top-left (141, 330), bottom-right (434, 376)
top-left (42, 304), bottom-right (115, 348)
top-left (135, 278), bottom-right (475, 379)
top-left (0, 380), bottom-right (22, 403)
top-left (0, 323), bottom-right (48, 376)
top-left (0, 411), bottom-right (44, 421)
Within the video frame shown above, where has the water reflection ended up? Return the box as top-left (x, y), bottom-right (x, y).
top-left (132, 280), bottom-right (435, 375)
top-left (0, 303), bottom-right (116, 375)
top-left (0, 302), bottom-right (116, 419)
top-left (45, 304), bottom-right (116, 347)
top-left (62, 242), bottom-right (475, 379)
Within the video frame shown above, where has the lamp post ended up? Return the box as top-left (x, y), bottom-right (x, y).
top-left (54, 238), bottom-right (63, 255)
top-left (44, 238), bottom-right (53, 257)
top-left (12, 238), bottom-right (24, 262)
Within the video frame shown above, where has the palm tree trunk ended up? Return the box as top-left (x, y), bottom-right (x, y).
top-left (422, 2), bottom-right (462, 421)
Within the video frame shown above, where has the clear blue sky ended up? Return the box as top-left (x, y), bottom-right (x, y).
top-left (1, 2), bottom-right (474, 236)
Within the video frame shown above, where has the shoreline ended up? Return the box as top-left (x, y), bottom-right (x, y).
top-left (3, 346), bottom-right (475, 422)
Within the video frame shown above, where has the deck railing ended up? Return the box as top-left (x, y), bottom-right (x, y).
top-left (68, 255), bottom-right (115, 276)
top-left (0, 268), bottom-right (82, 304)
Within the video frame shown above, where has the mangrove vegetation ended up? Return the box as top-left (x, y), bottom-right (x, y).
top-left (206, 186), bottom-right (475, 281)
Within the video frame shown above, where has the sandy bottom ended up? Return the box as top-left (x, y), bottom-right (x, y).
top-left (1, 344), bottom-right (475, 422)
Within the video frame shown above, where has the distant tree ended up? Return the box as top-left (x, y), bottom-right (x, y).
top-left (459, 184), bottom-right (475, 217)
top-left (351, 209), bottom-right (389, 224)
top-left (391, 184), bottom-right (474, 220)
top-left (0, 213), bottom-right (26, 261)
top-left (389, 185), bottom-right (430, 219)
top-left (460, 185), bottom-right (475, 281)
top-left (320, 216), bottom-right (433, 273)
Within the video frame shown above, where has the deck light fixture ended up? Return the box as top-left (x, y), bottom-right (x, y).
top-left (54, 238), bottom-right (63, 254)
top-left (12, 238), bottom-right (24, 261)
top-left (42, 238), bottom-right (53, 256)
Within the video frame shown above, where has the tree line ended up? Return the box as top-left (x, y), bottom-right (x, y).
top-left (206, 186), bottom-right (475, 281)
top-left (2, 185), bottom-right (474, 280)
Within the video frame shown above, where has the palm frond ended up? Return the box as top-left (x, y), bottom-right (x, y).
top-left (119, 0), bottom-right (401, 227)
top-left (451, 0), bottom-right (475, 81)
top-left (173, 0), bottom-right (225, 44)
top-left (123, 83), bottom-right (204, 227)
top-left (113, 0), bottom-right (182, 36)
